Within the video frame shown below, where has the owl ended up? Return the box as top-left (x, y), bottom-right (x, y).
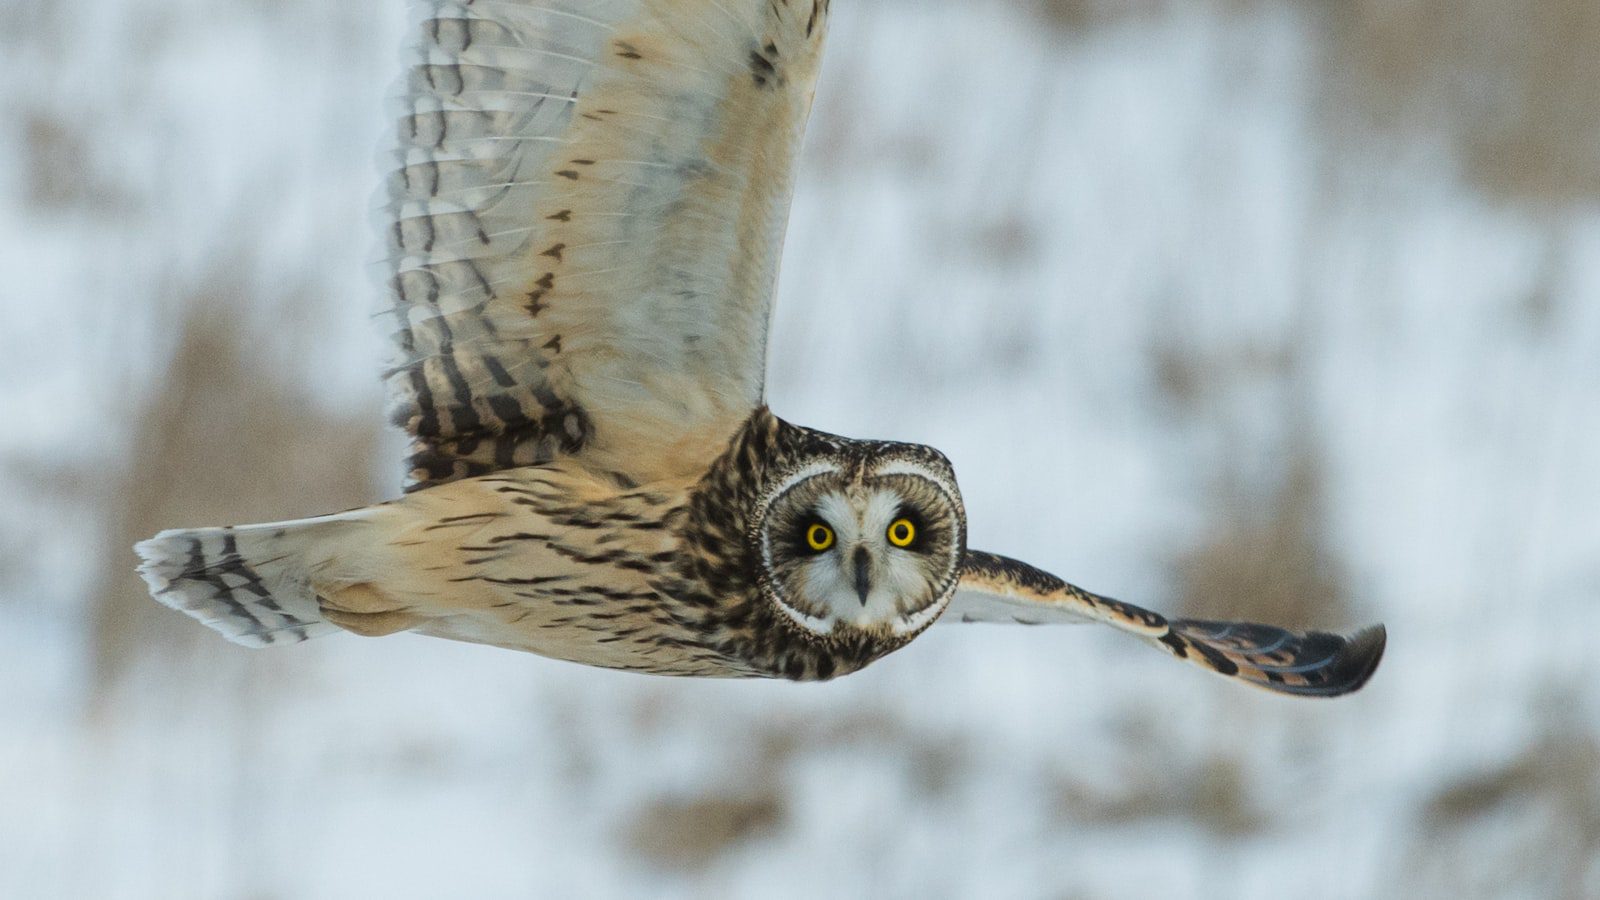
top-left (135, 0), bottom-right (1384, 694)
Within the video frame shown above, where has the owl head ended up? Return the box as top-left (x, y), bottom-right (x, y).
top-left (751, 444), bottom-right (967, 641)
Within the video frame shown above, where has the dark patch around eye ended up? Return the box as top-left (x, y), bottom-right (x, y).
top-left (798, 518), bottom-right (833, 554)
top-left (892, 506), bottom-right (931, 551)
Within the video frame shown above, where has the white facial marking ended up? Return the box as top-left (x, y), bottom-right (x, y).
top-left (890, 592), bottom-right (951, 636)
top-left (874, 459), bottom-right (959, 506)
top-left (770, 592), bottom-right (837, 635)
top-left (759, 461), bottom-right (842, 516)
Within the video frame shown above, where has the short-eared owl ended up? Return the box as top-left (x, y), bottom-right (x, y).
top-left (136, 0), bottom-right (1384, 694)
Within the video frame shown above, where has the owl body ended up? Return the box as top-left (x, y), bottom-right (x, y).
top-left (136, 0), bottom-right (1384, 697)
top-left (150, 409), bottom-right (954, 680)
top-left (345, 455), bottom-right (712, 674)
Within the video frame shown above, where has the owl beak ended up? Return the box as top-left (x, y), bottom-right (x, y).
top-left (852, 547), bottom-right (871, 606)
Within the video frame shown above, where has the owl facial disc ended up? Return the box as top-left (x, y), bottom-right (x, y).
top-left (755, 452), bottom-right (965, 639)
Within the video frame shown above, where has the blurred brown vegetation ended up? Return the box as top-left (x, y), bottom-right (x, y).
top-left (1057, 752), bottom-right (1265, 837)
top-left (23, 111), bottom-right (106, 211)
top-left (619, 700), bottom-right (1275, 869)
top-left (1149, 320), bottom-right (1352, 629)
top-left (1034, 0), bottom-right (1167, 29)
top-left (1318, 0), bottom-right (1600, 208)
top-left (628, 791), bottom-right (787, 870)
top-left (86, 271), bottom-right (379, 699)
top-left (1174, 446), bottom-right (1349, 629)
top-left (619, 705), bottom-right (972, 869)
top-left (1406, 692), bottom-right (1600, 898)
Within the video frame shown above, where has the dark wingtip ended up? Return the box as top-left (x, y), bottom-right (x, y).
top-left (1168, 618), bottom-right (1387, 698)
top-left (1319, 623), bottom-right (1386, 697)
top-left (1254, 622), bottom-right (1386, 698)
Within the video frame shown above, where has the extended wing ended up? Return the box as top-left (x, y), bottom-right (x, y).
top-left (947, 550), bottom-right (1385, 697)
top-left (383, 0), bottom-right (830, 489)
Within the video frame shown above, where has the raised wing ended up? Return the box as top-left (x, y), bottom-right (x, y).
top-left (384, 0), bottom-right (831, 490)
top-left (947, 550), bottom-right (1386, 698)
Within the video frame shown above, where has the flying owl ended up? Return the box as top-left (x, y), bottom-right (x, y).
top-left (135, 0), bottom-right (1384, 695)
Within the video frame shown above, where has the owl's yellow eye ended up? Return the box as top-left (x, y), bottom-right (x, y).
top-left (805, 522), bottom-right (835, 552)
top-left (887, 518), bottom-right (916, 547)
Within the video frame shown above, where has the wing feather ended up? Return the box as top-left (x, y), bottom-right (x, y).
top-left (382, 0), bottom-right (830, 490)
top-left (947, 550), bottom-right (1385, 698)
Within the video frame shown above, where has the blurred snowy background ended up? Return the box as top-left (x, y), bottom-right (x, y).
top-left (3, 0), bottom-right (1599, 897)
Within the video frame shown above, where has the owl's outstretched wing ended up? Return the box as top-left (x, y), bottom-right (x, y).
top-left (945, 550), bottom-right (1385, 697)
top-left (383, 0), bottom-right (830, 490)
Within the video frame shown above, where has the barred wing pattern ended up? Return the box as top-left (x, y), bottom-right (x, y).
top-left (385, 0), bottom-right (831, 490)
top-left (947, 551), bottom-right (1386, 697)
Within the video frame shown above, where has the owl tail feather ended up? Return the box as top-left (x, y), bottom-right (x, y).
top-left (135, 514), bottom-right (362, 648)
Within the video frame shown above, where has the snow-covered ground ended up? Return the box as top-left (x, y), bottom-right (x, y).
top-left (3, 1), bottom-right (1598, 897)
